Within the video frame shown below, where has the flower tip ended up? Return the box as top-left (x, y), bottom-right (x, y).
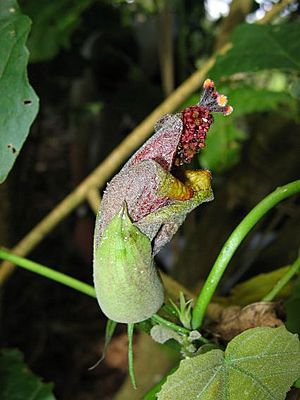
top-left (200, 80), bottom-right (232, 116)
top-left (203, 78), bottom-right (214, 90)
top-left (223, 105), bottom-right (233, 116)
top-left (217, 94), bottom-right (228, 107)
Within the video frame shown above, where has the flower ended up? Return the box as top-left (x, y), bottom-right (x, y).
top-left (93, 79), bottom-right (232, 323)
top-left (95, 78), bottom-right (232, 255)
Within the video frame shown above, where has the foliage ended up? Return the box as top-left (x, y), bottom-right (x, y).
top-left (214, 86), bottom-right (297, 171)
top-left (0, 348), bottom-right (56, 400)
top-left (194, 22), bottom-right (300, 173)
top-left (201, 86), bottom-right (299, 172)
top-left (225, 86), bottom-right (299, 119)
top-left (222, 265), bottom-right (293, 307)
top-left (21, 0), bottom-right (94, 62)
top-left (0, 0), bottom-right (39, 183)
top-left (1, 0), bottom-right (300, 398)
top-left (210, 22), bottom-right (300, 80)
top-left (157, 326), bottom-right (300, 400)
top-left (184, 85), bottom-right (298, 173)
top-left (200, 116), bottom-right (246, 173)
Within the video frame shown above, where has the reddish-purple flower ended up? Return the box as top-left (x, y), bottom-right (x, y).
top-left (93, 79), bottom-right (232, 323)
top-left (95, 78), bottom-right (232, 254)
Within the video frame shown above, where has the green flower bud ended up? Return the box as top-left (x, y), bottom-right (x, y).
top-left (93, 203), bottom-right (164, 323)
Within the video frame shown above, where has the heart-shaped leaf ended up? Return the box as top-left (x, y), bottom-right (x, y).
top-left (158, 326), bottom-right (300, 400)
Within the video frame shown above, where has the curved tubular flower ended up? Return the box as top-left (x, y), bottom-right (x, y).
top-left (93, 79), bottom-right (232, 323)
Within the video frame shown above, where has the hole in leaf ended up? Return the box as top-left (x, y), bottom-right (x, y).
top-left (7, 144), bottom-right (17, 154)
top-left (23, 99), bottom-right (32, 105)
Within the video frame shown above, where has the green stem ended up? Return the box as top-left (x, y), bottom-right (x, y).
top-left (128, 323), bottom-right (137, 389)
top-left (192, 180), bottom-right (300, 330)
top-left (152, 313), bottom-right (211, 343)
top-left (262, 253), bottom-right (300, 301)
top-left (152, 314), bottom-right (191, 335)
top-left (0, 248), bottom-right (96, 298)
top-left (89, 319), bottom-right (118, 370)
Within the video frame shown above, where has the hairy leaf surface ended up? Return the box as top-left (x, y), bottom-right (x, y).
top-left (158, 326), bottom-right (300, 400)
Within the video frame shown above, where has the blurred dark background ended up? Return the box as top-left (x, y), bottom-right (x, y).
top-left (0, 0), bottom-right (300, 399)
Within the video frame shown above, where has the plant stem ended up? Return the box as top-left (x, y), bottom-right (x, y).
top-left (0, 55), bottom-right (216, 285)
top-left (0, 248), bottom-right (96, 298)
top-left (152, 314), bottom-right (191, 335)
top-left (128, 323), bottom-right (137, 389)
top-left (0, 248), bottom-right (222, 325)
top-left (152, 313), bottom-right (211, 344)
top-left (0, 1), bottom-right (289, 286)
top-left (192, 180), bottom-right (300, 330)
top-left (151, 314), bottom-right (210, 344)
top-left (262, 253), bottom-right (300, 302)
top-left (257, 0), bottom-right (294, 24)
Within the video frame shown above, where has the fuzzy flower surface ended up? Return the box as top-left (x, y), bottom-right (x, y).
top-left (93, 79), bottom-right (232, 323)
top-left (94, 79), bottom-right (232, 255)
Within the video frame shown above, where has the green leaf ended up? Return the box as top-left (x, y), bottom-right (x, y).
top-left (23, 0), bottom-right (94, 62)
top-left (199, 115), bottom-right (247, 173)
top-left (294, 377), bottom-right (300, 388)
top-left (158, 326), bottom-right (300, 400)
top-left (226, 86), bottom-right (298, 119)
top-left (142, 367), bottom-right (178, 400)
top-left (210, 23), bottom-right (300, 80)
top-left (0, 348), bottom-right (56, 400)
top-left (0, 0), bottom-right (39, 183)
top-left (187, 86), bottom-right (298, 173)
top-left (290, 78), bottom-right (300, 99)
top-left (223, 265), bottom-right (292, 307)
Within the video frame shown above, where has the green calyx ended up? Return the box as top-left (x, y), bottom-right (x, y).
top-left (93, 203), bottom-right (164, 323)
